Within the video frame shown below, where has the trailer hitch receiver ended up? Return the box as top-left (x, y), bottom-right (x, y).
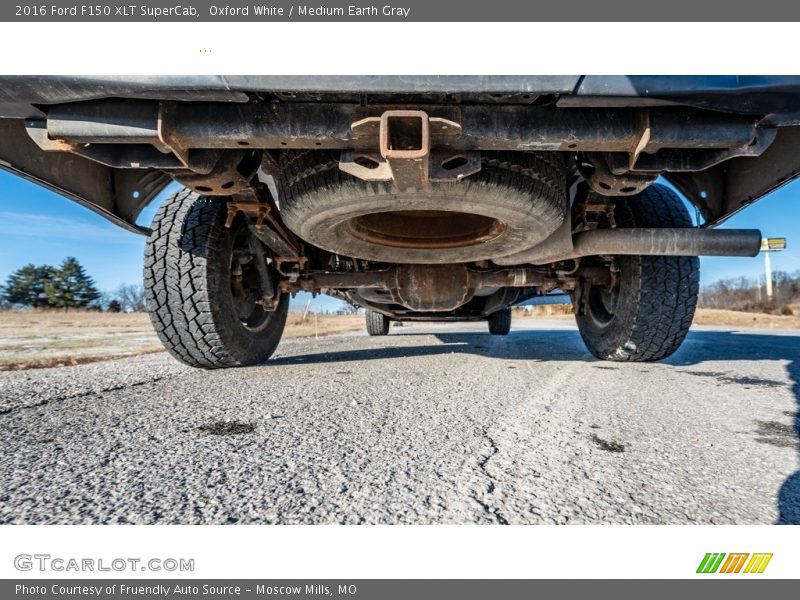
top-left (339, 109), bottom-right (480, 190)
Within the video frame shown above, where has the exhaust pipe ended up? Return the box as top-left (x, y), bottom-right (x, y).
top-left (495, 227), bottom-right (761, 265)
top-left (571, 228), bottom-right (762, 258)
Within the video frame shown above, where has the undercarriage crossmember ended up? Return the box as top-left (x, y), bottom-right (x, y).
top-left (3, 94), bottom-right (795, 236)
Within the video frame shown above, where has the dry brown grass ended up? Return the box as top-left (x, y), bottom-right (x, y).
top-left (514, 305), bottom-right (574, 319)
top-left (692, 308), bottom-right (800, 329)
top-left (0, 311), bottom-right (163, 370)
top-left (515, 304), bottom-right (800, 329)
top-left (0, 310), bottom-right (364, 370)
top-left (283, 314), bottom-right (364, 338)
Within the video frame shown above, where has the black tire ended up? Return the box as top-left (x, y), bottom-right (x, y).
top-left (144, 189), bottom-right (289, 368)
top-left (488, 308), bottom-right (512, 335)
top-left (574, 184), bottom-right (700, 362)
top-left (278, 150), bottom-right (566, 264)
top-left (365, 310), bottom-right (390, 336)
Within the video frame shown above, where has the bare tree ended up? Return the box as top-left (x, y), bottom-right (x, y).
top-left (115, 283), bottom-right (147, 312)
top-left (698, 269), bottom-right (800, 314)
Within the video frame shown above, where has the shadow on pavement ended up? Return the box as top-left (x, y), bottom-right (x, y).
top-left (271, 330), bottom-right (591, 365)
top-left (665, 330), bottom-right (800, 525)
top-left (271, 327), bottom-right (799, 524)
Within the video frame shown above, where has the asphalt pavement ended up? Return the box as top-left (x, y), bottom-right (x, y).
top-left (1, 319), bottom-right (798, 524)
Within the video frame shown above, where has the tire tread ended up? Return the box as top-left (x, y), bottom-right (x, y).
top-left (144, 190), bottom-right (287, 368)
top-left (576, 184), bottom-right (699, 362)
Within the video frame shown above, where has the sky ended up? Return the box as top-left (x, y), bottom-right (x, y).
top-left (1, 170), bottom-right (798, 311)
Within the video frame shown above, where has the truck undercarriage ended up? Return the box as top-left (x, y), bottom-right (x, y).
top-left (1, 76), bottom-right (796, 367)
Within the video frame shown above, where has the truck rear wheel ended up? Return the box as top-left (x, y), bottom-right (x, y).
top-left (488, 308), bottom-right (512, 335)
top-left (573, 184), bottom-right (699, 362)
top-left (144, 189), bottom-right (288, 368)
top-left (365, 310), bottom-right (390, 336)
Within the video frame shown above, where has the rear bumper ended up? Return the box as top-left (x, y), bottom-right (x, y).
top-left (3, 75), bottom-right (800, 118)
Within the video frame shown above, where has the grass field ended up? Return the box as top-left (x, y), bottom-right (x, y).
top-left (517, 304), bottom-right (800, 329)
top-left (516, 303), bottom-right (800, 328)
top-left (0, 311), bottom-right (363, 370)
top-left (1, 306), bottom-right (798, 370)
top-left (691, 307), bottom-right (800, 329)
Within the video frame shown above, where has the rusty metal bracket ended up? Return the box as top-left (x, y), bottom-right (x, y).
top-left (24, 120), bottom-right (76, 153)
top-left (629, 109), bottom-right (651, 171)
top-left (226, 201), bottom-right (268, 228)
top-left (429, 150), bottom-right (482, 182)
top-left (157, 102), bottom-right (191, 168)
top-left (175, 149), bottom-right (261, 195)
top-left (338, 151), bottom-right (393, 182)
top-left (577, 198), bottom-right (617, 231)
top-left (225, 185), bottom-right (302, 259)
top-left (275, 257), bottom-right (309, 287)
top-left (584, 152), bottom-right (658, 197)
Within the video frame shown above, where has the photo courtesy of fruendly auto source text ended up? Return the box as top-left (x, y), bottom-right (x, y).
top-left (0, 2), bottom-right (798, 596)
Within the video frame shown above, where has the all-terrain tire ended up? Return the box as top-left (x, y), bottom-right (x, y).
top-left (488, 308), bottom-right (512, 335)
top-left (574, 184), bottom-right (700, 362)
top-left (277, 150), bottom-right (567, 264)
top-left (365, 310), bottom-right (390, 336)
top-left (144, 189), bottom-right (289, 368)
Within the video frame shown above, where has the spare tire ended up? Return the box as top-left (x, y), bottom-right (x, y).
top-left (277, 151), bottom-right (567, 264)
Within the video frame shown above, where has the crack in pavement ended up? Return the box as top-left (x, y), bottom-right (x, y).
top-left (463, 362), bottom-right (584, 525)
top-left (472, 427), bottom-right (509, 525)
top-left (0, 376), bottom-right (167, 416)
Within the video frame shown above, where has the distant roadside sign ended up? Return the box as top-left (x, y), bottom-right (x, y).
top-left (760, 237), bottom-right (787, 252)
